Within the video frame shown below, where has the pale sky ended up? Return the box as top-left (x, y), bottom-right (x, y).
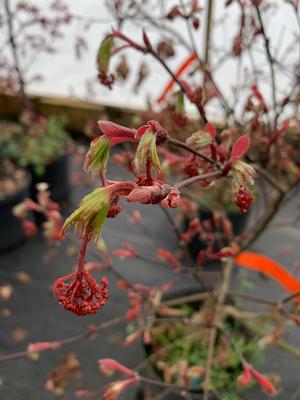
top-left (6, 1), bottom-right (299, 122)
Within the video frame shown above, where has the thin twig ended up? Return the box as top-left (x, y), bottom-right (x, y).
top-left (252, 164), bottom-right (286, 194)
top-left (4, 0), bottom-right (32, 110)
top-left (169, 137), bottom-right (216, 165)
top-left (280, 290), bottom-right (300, 305)
top-left (254, 4), bottom-right (277, 129)
top-left (203, 259), bottom-right (234, 400)
top-left (176, 170), bottom-right (223, 190)
top-left (0, 315), bottom-right (125, 362)
top-left (149, 48), bottom-right (208, 124)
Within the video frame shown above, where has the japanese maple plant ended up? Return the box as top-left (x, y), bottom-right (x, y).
top-left (55, 0), bottom-right (299, 396)
top-left (4, 1), bottom-right (300, 399)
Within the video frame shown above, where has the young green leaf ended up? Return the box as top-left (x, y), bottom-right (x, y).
top-left (133, 130), bottom-right (161, 174)
top-left (97, 37), bottom-right (114, 73)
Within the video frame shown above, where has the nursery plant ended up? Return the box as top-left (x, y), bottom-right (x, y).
top-left (1, 112), bottom-right (70, 176)
top-left (0, 0), bottom-right (73, 203)
top-left (1, 1), bottom-right (300, 400)
top-left (0, 155), bottom-right (31, 251)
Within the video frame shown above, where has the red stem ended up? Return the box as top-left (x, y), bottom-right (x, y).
top-left (176, 170), bottom-right (223, 189)
top-left (77, 233), bottom-right (90, 274)
top-left (146, 158), bottom-right (152, 183)
top-left (107, 181), bottom-right (137, 196)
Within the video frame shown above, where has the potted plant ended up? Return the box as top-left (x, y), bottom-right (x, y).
top-left (141, 287), bottom-right (262, 400)
top-left (1, 111), bottom-right (73, 203)
top-left (0, 156), bottom-right (31, 252)
top-left (1, 2), bottom-right (300, 400)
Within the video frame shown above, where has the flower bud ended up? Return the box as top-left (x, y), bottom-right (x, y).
top-left (234, 186), bottom-right (254, 213)
top-left (186, 130), bottom-right (212, 149)
top-left (232, 160), bottom-right (255, 186)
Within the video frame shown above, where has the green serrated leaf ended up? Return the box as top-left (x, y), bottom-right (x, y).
top-left (84, 136), bottom-right (110, 175)
top-left (62, 187), bottom-right (110, 242)
top-left (97, 37), bottom-right (114, 73)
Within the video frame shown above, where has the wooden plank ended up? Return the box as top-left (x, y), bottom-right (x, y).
top-left (0, 93), bottom-right (143, 133)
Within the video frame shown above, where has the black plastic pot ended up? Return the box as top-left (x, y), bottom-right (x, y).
top-left (0, 175), bottom-right (31, 253)
top-left (29, 154), bottom-right (71, 204)
top-left (138, 286), bottom-right (248, 400)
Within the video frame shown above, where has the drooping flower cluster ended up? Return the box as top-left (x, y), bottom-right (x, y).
top-left (234, 186), bottom-right (255, 213)
top-left (55, 117), bottom-right (256, 317)
top-left (53, 271), bottom-right (109, 316)
top-left (54, 120), bottom-right (183, 316)
top-left (229, 135), bottom-right (256, 212)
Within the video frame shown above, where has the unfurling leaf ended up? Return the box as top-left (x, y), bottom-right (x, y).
top-left (186, 130), bottom-right (212, 149)
top-left (205, 122), bottom-right (216, 139)
top-left (84, 136), bottom-right (110, 175)
top-left (133, 130), bottom-right (161, 174)
top-left (62, 188), bottom-right (110, 242)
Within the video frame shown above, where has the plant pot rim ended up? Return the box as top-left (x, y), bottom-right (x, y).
top-left (28, 146), bottom-right (72, 171)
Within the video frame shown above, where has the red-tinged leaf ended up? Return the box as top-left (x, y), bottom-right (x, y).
top-left (110, 136), bottom-right (136, 147)
top-left (116, 280), bottom-right (131, 289)
top-left (205, 122), bottom-right (216, 139)
top-left (235, 251), bottom-right (300, 302)
top-left (98, 358), bottom-right (135, 377)
top-left (123, 330), bottom-right (142, 347)
top-left (159, 278), bottom-right (177, 293)
top-left (157, 248), bottom-right (181, 272)
top-left (27, 341), bottom-right (61, 353)
top-left (251, 84), bottom-right (263, 101)
top-left (98, 120), bottom-right (136, 138)
top-left (231, 134), bottom-right (250, 160)
top-left (136, 124), bottom-right (151, 138)
top-left (269, 120), bottom-right (290, 145)
top-left (126, 306), bottom-right (140, 320)
top-left (112, 249), bottom-right (136, 259)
